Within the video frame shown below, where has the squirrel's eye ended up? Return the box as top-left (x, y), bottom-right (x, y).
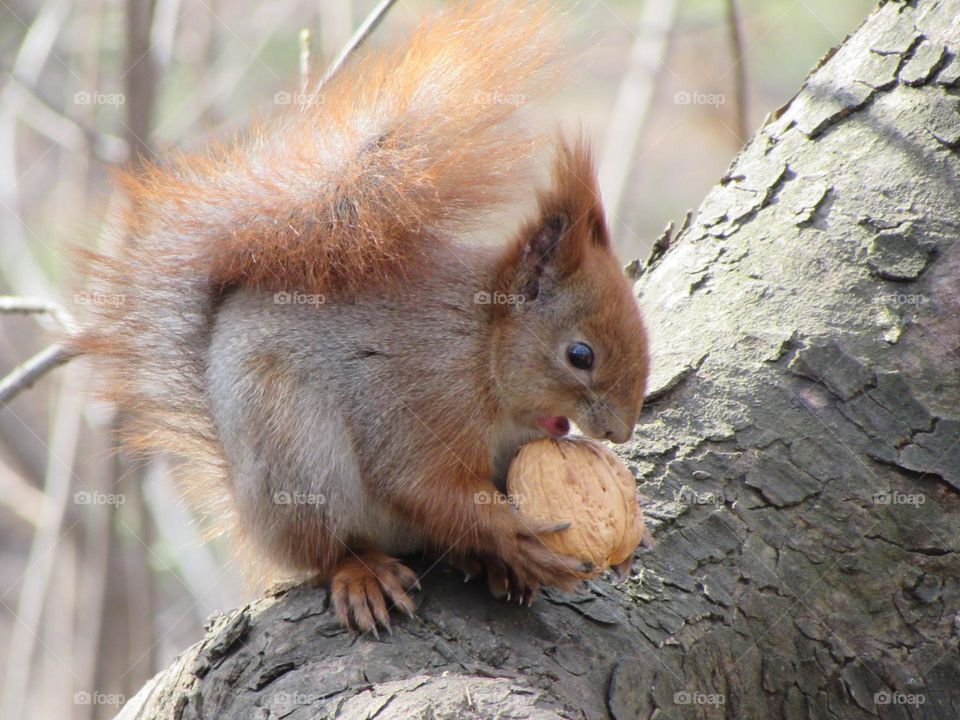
top-left (566, 342), bottom-right (594, 370)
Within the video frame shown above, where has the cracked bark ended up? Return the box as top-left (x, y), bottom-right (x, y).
top-left (116, 1), bottom-right (960, 719)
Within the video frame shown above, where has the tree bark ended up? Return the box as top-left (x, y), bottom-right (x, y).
top-left (115, 1), bottom-right (960, 718)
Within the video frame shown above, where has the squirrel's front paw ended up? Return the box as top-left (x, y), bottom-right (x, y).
top-left (494, 517), bottom-right (594, 595)
top-left (330, 551), bottom-right (421, 637)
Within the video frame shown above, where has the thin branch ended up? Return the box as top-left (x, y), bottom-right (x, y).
top-left (0, 455), bottom-right (56, 528)
top-left (299, 28), bottom-right (312, 97)
top-left (318, 0), bottom-right (399, 88)
top-left (163, 1), bottom-right (304, 140)
top-left (73, 442), bottom-right (113, 719)
top-left (1, 363), bottom-right (85, 720)
top-left (124, 0), bottom-right (160, 163)
top-left (9, 0), bottom-right (74, 83)
top-left (0, 0), bottom-right (75, 301)
top-left (4, 77), bottom-right (128, 164)
top-left (143, 457), bottom-right (243, 615)
top-left (724, 0), bottom-right (749, 144)
top-left (599, 0), bottom-right (679, 230)
top-left (151, 0), bottom-right (184, 69)
top-left (0, 295), bottom-right (77, 333)
top-left (0, 343), bottom-right (74, 406)
top-left (121, 461), bottom-right (157, 685)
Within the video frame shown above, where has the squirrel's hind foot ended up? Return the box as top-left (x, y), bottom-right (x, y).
top-left (330, 551), bottom-right (421, 637)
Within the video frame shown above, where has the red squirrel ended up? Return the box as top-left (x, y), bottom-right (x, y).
top-left (73, 1), bottom-right (650, 634)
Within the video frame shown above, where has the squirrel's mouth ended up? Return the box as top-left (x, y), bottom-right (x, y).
top-left (536, 416), bottom-right (570, 438)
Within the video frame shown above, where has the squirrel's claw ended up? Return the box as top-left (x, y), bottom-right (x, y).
top-left (484, 560), bottom-right (510, 601)
top-left (516, 519), bottom-right (571, 539)
top-left (330, 551), bottom-right (419, 636)
top-left (447, 555), bottom-right (484, 584)
top-left (468, 555), bottom-right (541, 607)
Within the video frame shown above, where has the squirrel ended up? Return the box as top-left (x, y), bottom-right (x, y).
top-left (72, 0), bottom-right (650, 634)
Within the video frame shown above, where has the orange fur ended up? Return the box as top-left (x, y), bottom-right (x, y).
top-left (70, 2), bottom-right (650, 626)
top-left (115, 0), bottom-right (561, 299)
top-left (71, 0), bottom-right (562, 557)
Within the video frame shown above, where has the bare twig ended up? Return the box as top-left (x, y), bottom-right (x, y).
top-left (4, 77), bottom-right (128, 164)
top-left (318, 0), bottom-right (399, 88)
top-left (299, 28), bottom-right (312, 96)
top-left (1, 364), bottom-right (86, 720)
top-left (124, 0), bottom-right (160, 163)
top-left (0, 296), bottom-right (78, 404)
top-left (0, 343), bottom-right (74, 406)
top-left (143, 457), bottom-right (243, 614)
top-left (7, 0), bottom-right (74, 82)
top-left (120, 461), bottom-right (157, 688)
top-left (0, 0), bottom-right (75, 301)
top-left (0, 295), bottom-right (77, 333)
top-left (599, 0), bottom-right (679, 230)
top-left (163, 1), bottom-right (303, 140)
top-left (152, 0), bottom-right (185, 69)
top-left (73, 437), bottom-right (114, 720)
top-left (724, 0), bottom-right (749, 144)
top-left (0, 455), bottom-right (56, 527)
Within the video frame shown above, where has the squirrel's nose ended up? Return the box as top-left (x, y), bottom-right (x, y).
top-left (604, 428), bottom-right (632, 444)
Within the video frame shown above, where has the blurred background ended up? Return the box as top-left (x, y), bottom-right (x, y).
top-left (0, 0), bottom-right (875, 717)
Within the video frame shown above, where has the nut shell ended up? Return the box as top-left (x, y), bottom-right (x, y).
top-left (507, 436), bottom-right (644, 574)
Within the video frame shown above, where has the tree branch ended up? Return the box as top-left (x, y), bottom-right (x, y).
top-left (598, 0), bottom-right (679, 229)
top-left (318, 0), bottom-right (399, 88)
top-left (0, 343), bottom-right (74, 406)
top-left (299, 28), bottom-right (312, 97)
top-left (724, 0), bottom-right (749, 143)
top-left (0, 296), bottom-right (78, 405)
top-left (0, 295), bottom-right (76, 332)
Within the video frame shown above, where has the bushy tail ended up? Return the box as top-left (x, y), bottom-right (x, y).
top-left (72, 1), bottom-right (564, 541)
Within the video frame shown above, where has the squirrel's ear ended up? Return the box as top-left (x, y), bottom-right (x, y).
top-left (517, 212), bottom-right (569, 301)
top-left (495, 137), bottom-right (608, 305)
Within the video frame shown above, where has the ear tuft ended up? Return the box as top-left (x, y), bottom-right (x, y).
top-left (494, 134), bottom-right (609, 307)
top-left (549, 135), bottom-right (609, 247)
